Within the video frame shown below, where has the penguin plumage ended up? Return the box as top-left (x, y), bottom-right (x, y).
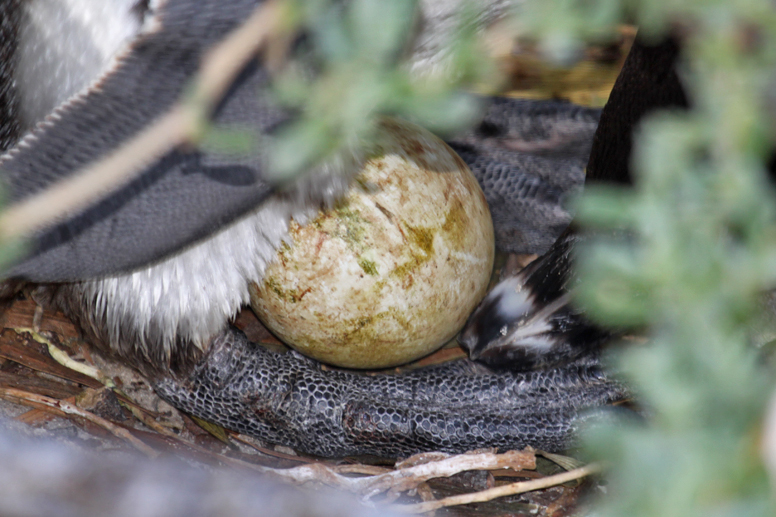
top-left (459, 38), bottom-right (690, 368)
top-left (0, 0), bottom-right (360, 374)
top-left (0, 0), bottom-right (629, 460)
top-left (0, 0), bottom-right (524, 376)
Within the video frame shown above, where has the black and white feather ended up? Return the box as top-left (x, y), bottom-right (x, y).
top-left (459, 233), bottom-right (611, 371)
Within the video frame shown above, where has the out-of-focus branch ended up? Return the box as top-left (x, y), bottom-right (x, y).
top-left (0, 0), bottom-right (289, 241)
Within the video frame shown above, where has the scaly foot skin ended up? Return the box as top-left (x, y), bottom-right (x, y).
top-left (153, 327), bottom-right (627, 458)
top-left (448, 99), bottom-right (600, 255)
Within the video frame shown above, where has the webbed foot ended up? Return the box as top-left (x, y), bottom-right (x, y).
top-left (154, 327), bottom-right (626, 458)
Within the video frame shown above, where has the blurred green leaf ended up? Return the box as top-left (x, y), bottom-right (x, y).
top-left (523, 0), bottom-right (776, 515)
top-left (265, 0), bottom-right (496, 181)
top-left (202, 128), bottom-right (258, 155)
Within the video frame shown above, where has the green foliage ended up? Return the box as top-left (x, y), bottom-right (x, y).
top-left (265, 0), bottom-right (496, 181)
top-left (519, 0), bottom-right (776, 514)
top-left (262, 4), bottom-right (776, 513)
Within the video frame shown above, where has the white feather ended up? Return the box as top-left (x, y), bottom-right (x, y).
top-left (16, 0), bottom-right (143, 129)
top-left (78, 156), bottom-right (359, 357)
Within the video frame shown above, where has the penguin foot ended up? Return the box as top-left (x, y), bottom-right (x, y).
top-left (153, 326), bottom-right (627, 458)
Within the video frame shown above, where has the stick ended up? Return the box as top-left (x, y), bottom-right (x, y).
top-left (253, 449), bottom-right (536, 496)
top-left (395, 462), bottom-right (605, 513)
top-left (0, 387), bottom-right (159, 458)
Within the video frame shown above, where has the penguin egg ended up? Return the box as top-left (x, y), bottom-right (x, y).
top-left (249, 118), bottom-right (495, 369)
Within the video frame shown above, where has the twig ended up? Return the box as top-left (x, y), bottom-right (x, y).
top-left (0, 378), bottom-right (570, 508)
top-left (0, 0), bottom-right (289, 240)
top-left (252, 449), bottom-right (536, 498)
top-left (355, 449), bottom-right (535, 499)
top-left (330, 464), bottom-right (393, 476)
top-left (0, 387), bottom-right (158, 458)
top-left (394, 462), bottom-right (605, 513)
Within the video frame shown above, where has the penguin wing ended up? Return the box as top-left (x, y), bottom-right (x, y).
top-left (0, 0), bottom-right (286, 283)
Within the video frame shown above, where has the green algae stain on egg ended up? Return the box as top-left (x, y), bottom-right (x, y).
top-left (249, 118), bottom-right (495, 369)
top-left (357, 258), bottom-right (378, 276)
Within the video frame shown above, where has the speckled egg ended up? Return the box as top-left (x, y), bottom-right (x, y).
top-left (249, 118), bottom-right (494, 369)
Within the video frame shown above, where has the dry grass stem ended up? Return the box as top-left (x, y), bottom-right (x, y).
top-left (395, 462), bottom-right (605, 513)
top-left (12, 326), bottom-right (112, 386)
top-left (330, 464), bottom-right (393, 476)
